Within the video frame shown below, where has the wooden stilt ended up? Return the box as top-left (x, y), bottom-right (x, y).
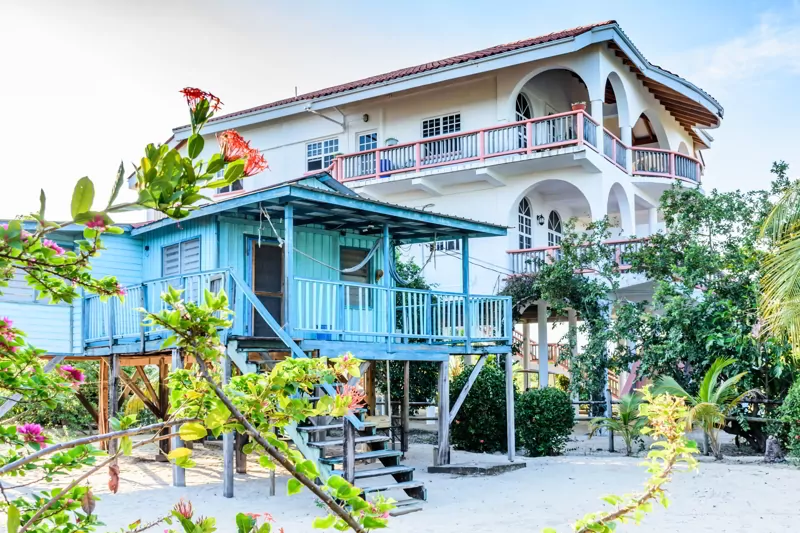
top-left (222, 354), bottom-right (234, 498)
top-left (436, 359), bottom-right (450, 466)
top-left (342, 417), bottom-right (356, 483)
top-left (365, 362), bottom-right (376, 415)
top-left (171, 350), bottom-right (185, 487)
top-left (158, 358), bottom-right (170, 457)
top-left (235, 433), bottom-right (249, 474)
top-left (402, 361), bottom-right (410, 453)
top-left (98, 359), bottom-right (109, 450)
top-left (107, 354), bottom-right (120, 456)
top-left (505, 352), bottom-right (516, 462)
top-left (75, 390), bottom-right (99, 423)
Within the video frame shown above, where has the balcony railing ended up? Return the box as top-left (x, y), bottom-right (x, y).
top-left (632, 148), bottom-right (701, 182)
top-left (602, 129), bottom-right (628, 171)
top-left (330, 110), bottom-right (599, 183)
top-left (507, 238), bottom-right (646, 275)
top-left (294, 277), bottom-right (511, 344)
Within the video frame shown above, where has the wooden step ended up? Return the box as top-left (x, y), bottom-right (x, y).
top-left (389, 499), bottom-right (424, 516)
top-left (361, 480), bottom-right (425, 495)
top-left (354, 465), bottom-right (414, 480)
top-left (308, 435), bottom-right (388, 448)
top-left (320, 449), bottom-right (401, 465)
top-left (297, 422), bottom-right (376, 432)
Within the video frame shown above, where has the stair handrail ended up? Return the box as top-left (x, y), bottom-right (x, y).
top-left (227, 270), bottom-right (365, 431)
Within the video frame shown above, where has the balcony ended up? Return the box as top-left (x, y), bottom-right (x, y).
top-left (507, 238), bottom-right (646, 275)
top-left (321, 111), bottom-right (702, 188)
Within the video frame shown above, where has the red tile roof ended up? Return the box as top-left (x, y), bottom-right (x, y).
top-left (207, 20), bottom-right (616, 124)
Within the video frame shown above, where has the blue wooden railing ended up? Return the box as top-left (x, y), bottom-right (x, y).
top-left (83, 270), bottom-right (512, 349)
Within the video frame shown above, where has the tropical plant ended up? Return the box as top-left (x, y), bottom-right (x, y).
top-left (589, 393), bottom-right (647, 456)
top-left (654, 357), bottom-right (752, 459)
top-left (544, 386), bottom-right (699, 533)
top-left (777, 378), bottom-right (800, 458)
top-left (517, 387), bottom-right (574, 456)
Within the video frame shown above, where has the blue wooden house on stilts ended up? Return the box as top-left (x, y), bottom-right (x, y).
top-left (7, 174), bottom-right (514, 510)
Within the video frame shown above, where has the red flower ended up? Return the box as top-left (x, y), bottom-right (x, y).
top-left (341, 384), bottom-right (366, 411)
top-left (217, 130), bottom-right (251, 163)
top-left (243, 149), bottom-right (269, 177)
top-left (85, 214), bottom-right (107, 231)
top-left (180, 87), bottom-right (222, 112)
top-left (174, 499), bottom-right (193, 519)
top-left (17, 423), bottom-right (46, 445)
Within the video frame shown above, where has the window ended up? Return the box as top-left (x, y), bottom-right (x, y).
top-left (515, 93), bottom-right (533, 122)
top-left (162, 238), bottom-right (201, 277)
top-left (435, 240), bottom-right (461, 252)
top-left (212, 170), bottom-right (243, 194)
top-left (518, 198), bottom-right (532, 249)
top-left (307, 138), bottom-right (339, 171)
top-left (341, 247), bottom-right (370, 306)
top-left (358, 132), bottom-right (377, 152)
top-left (422, 113), bottom-right (461, 138)
top-left (547, 211), bottom-right (562, 247)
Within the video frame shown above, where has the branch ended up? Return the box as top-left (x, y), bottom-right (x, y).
top-left (1, 418), bottom-right (198, 474)
top-left (193, 357), bottom-right (366, 533)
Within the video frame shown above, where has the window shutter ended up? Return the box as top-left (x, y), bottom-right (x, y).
top-left (162, 244), bottom-right (181, 276)
top-left (180, 239), bottom-right (201, 273)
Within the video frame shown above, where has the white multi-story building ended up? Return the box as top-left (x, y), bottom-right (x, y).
top-left (164, 20), bottom-right (722, 392)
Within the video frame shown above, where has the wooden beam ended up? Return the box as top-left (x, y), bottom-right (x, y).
top-left (402, 361), bottom-right (410, 453)
top-left (118, 371), bottom-right (160, 416)
top-left (135, 366), bottom-right (159, 405)
top-left (235, 433), bottom-right (249, 474)
top-left (107, 354), bottom-right (120, 455)
top-left (436, 360), bottom-right (450, 466)
top-left (158, 360), bottom-right (170, 456)
top-left (505, 353), bottom-right (516, 462)
top-left (448, 355), bottom-right (487, 424)
top-left (75, 390), bottom-right (99, 423)
top-left (222, 354), bottom-right (234, 498)
top-left (98, 359), bottom-right (109, 450)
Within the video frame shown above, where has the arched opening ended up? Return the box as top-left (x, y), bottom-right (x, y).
top-left (508, 179), bottom-right (593, 251)
top-left (515, 92), bottom-right (533, 122)
top-left (603, 73), bottom-right (630, 137)
top-left (518, 197), bottom-right (533, 249)
top-left (607, 183), bottom-right (633, 237)
top-left (677, 141), bottom-right (690, 155)
top-left (631, 112), bottom-right (669, 150)
top-left (547, 211), bottom-right (563, 246)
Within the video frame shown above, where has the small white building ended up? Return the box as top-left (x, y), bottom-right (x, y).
top-left (162, 20), bottom-right (722, 392)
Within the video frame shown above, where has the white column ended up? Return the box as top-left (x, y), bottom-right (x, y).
top-left (620, 125), bottom-right (633, 174)
top-left (537, 300), bottom-right (548, 389)
top-left (590, 99), bottom-right (604, 154)
top-left (522, 320), bottom-right (530, 390)
top-left (648, 208), bottom-right (658, 235)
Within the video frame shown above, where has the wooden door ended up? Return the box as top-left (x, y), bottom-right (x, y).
top-left (251, 242), bottom-right (283, 337)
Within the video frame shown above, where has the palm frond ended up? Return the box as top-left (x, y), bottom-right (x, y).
top-left (699, 358), bottom-right (736, 403)
top-left (653, 376), bottom-right (691, 401)
top-left (711, 371), bottom-right (748, 405)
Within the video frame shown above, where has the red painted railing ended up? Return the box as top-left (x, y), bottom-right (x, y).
top-left (512, 330), bottom-right (566, 364)
top-left (507, 238), bottom-right (646, 275)
top-left (631, 147), bottom-right (701, 183)
top-left (326, 110), bottom-right (599, 182)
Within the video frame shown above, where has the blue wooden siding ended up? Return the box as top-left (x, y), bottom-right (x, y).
top-left (141, 218), bottom-right (217, 280)
top-left (92, 234), bottom-right (144, 286)
top-left (0, 301), bottom-right (73, 354)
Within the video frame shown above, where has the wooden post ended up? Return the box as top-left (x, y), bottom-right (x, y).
top-left (158, 359), bottom-right (170, 457)
top-left (107, 354), bottom-right (120, 455)
top-left (402, 361), bottom-right (410, 453)
top-left (605, 388), bottom-right (614, 453)
top-left (342, 417), bottom-right (356, 483)
top-left (436, 359), bottom-right (450, 466)
top-left (461, 237), bottom-right (471, 353)
top-left (235, 433), bottom-right (249, 474)
top-left (365, 362), bottom-right (376, 415)
top-left (568, 308), bottom-right (579, 417)
top-left (98, 360), bottom-right (109, 449)
top-left (505, 352), bottom-right (516, 462)
top-left (222, 354), bottom-right (234, 498)
top-left (521, 320), bottom-right (530, 390)
top-left (283, 203), bottom-right (294, 337)
top-left (382, 224), bottom-right (392, 352)
top-left (171, 350), bottom-right (185, 487)
top-left (537, 300), bottom-right (548, 388)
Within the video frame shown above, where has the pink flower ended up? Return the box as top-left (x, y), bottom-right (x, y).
top-left (85, 215), bottom-right (107, 231)
top-left (174, 499), bottom-right (193, 519)
top-left (116, 284), bottom-right (127, 297)
top-left (42, 239), bottom-right (65, 255)
top-left (479, 439), bottom-right (484, 444)
top-left (2, 317), bottom-right (13, 328)
top-left (59, 364), bottom-right (85, 385)
top-left (17, 423), bottom-right (46, 445)
top-left (340, 384), bottom-right (366, 411)
top-left (262, 513), bottom-right (275, 523)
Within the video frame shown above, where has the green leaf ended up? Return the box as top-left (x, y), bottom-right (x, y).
top-left (71, 177), bottom-right (95, 218)
top-left (224, 159), bottom-right (245, 184)
top-left (287, 478), bottom-right (302, 495)
top-left (179, 422), bottom-right (208, 441)
top-left (121, 436), bottom-right (133, 456)
top-left (38, 189), bottom-right (46, 218)
top-left (167, 447), bottom-right (192, 461)
top-left (312, 515), bottom-right (336, 529)
top-left (259, 455), bottom-right (276, 470)
top-left (188, 134), bottom-right (205, 159)
top-left (362, 517), bottom-right (387, 529)
top-left (235, 513), bottom-right (255, 533)
top-left (7, 504), bottom-right (19, 533)
top-left (108, 162), bottom-right (125, 208)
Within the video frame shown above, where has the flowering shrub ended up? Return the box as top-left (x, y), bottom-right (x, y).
top-left (450, 360), bottom-right (516, 453)
top-left (517, 387), bottom-right (574, 457)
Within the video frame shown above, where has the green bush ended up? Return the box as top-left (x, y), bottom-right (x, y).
top-left (375, 361), bottom-right (439, 404)
top-left (778, 379), bottom-right (800, 457)
top-left (450, 361), bottom-right (516, 453)
top-left (517, 387), bottom-right (574, 456)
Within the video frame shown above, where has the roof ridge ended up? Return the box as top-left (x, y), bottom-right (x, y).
top-left (195, 20), bottom-right (617, 126)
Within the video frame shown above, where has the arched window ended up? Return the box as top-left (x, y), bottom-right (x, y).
top-left (547, 210), bottom-right (562, 247)
top-left (515, 93), bottom-right (533, 122)
top-left (518, 198), bottom-right (533, 249)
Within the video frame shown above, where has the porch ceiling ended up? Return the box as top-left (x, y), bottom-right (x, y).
top-left (131, 180), bottom-right (507, 243)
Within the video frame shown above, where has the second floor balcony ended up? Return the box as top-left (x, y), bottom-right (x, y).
top-left (507, 238), bottom-right (646, 275)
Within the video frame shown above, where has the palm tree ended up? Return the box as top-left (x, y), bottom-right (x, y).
top-left (590, 393), bottom-right (647, 456)
top-left (761, 181), bottom-right (800, 352)
top-left (654, 358), bottom-right (751, 459)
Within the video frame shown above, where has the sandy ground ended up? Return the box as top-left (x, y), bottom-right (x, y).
top-left (12, 433), bottom-right (800, 533)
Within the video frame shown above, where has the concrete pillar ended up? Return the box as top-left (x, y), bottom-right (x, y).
top-left (222, 354), bottom-right (234, 498)
top-left (171, 350), bottom-right (185, 487)
top-left (648, 208), bottom-right (658, 235)
top-left (590, 99), bottom-right (604, 154)
top-left (620, 125), bottom-right (633, 174)
top-left (522, 320), bottom-right (530, 390)
top-left (537, 300), bottom-right (548, 389)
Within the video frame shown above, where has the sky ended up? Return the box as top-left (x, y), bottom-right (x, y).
top-left (1, 0), bottom-right (799, 220)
